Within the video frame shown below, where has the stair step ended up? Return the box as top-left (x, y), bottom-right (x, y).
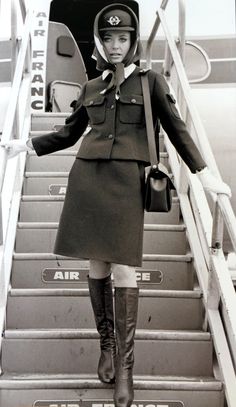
top-left (4, 329), bottom-right (208, 340)
top-left (0, 372), bottom-right (223, 389)
top-left (25, 172), bottom-right (70, 177)
top-left (11, 253), bottom-right (194, 290)
top-left (144, 204), bottom-right (180, 225)
top-left (22, 172), bottom-right (174, 195)
top-left (19, 196), bottom-right (180, 224)
top-left (26, 151), bottom-right (170, 172)
top-left (15, 223), bottom-right (187, 255)
top-left (6, 289), bottom-right (203, 330)
top-left (23, 173), bottom-right (69, 195)
top-left (9, 288), bottom-right (201, 297)
top-left (31, 113), bottom-right (69, 131)
top-left (0, 374), bottom-right (224, 407)
top-left (2, 329), bottom-right (213, 376)
top-left (13, 253), bottom-right (192, 261)
top-left (21, 195), bottom-right (179, 202)
top-left (26, 151), bottom-right (77, 172)
top-left (17, 223), bottom-right (186, 230)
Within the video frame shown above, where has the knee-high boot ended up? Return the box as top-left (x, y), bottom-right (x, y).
top-left (114, 287), bottom-right (139, 407)
top-left (88, 275), bottom-right (116, 383)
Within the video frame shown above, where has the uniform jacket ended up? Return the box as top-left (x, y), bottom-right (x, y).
top-left (32, 67), bottom-right (206, 173)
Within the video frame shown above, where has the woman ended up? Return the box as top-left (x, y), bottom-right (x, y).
top-left (2, 4), bottom-right (231, 407)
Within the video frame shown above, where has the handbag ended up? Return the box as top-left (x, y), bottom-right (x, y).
top-left (141, 72), bottom-right (175, 212)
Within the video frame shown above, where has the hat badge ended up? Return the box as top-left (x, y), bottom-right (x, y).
top-left (107, 15), bottom-right (121, 26)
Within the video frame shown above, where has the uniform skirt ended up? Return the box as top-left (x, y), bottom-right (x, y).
top-left (54, 158), bottom-right (146, 267)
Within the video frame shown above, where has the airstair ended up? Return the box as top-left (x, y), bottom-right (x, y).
top-left (0, 1), bottom-right (236, 407)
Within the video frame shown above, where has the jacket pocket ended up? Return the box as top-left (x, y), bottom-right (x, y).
top-left (166, 93), bottom-right (181, 119)
top-left (119, 94), bottom-right (144, 124)
top-left (84, 95), bottom-right (106, 124)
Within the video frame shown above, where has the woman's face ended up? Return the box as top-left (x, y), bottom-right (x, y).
top-left (102, 30), bottom-right (131, 63)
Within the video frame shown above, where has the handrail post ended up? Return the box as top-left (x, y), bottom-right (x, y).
top-left (212, 201), bottom-right (224, 251)
top-left (25, 34), bottom-right (32, 75)
top-left (11, 0), bottom-right (20, 141)
top-left (163, 43), bottom-right (172, 77)
top-left (178, 0), bottom-right (186, 64)
top-left (176, 0), bottom-right (186, 113)
top-left (11, 0), bottom-right (18, 82)
top-left (145, 0), bottom-right (170, 69)
top-left (207, 201), bottom-right (223, 312)
top-left (19, 0), bottom-right (27, 22)
top-left (146, 12), bottom-right (160, 69)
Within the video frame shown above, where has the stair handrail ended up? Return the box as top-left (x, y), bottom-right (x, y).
top-left (146, 0), bottom-right (169, 69)
top-left (19, 0), bottom-right (27, 22)
top-left (146, 0), bottom-right (186, 68)
top-left (11, 0), bottom-right (27, 81)
top-left (0, 6), bottom-right (32, 230)
top-left (0, 0), bottom-right (32, 368)
top-left (157, 7), bottom-right (236, 254)
top-left (145, 3), bottom-right (236, 406)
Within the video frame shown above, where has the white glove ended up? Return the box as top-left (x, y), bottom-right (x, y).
top-left (197, 167), bottom-right (231, 197)
top-left (0, 139), bottom-right (33, 158)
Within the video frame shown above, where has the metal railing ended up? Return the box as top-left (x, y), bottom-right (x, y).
top-left (0, 0), bottom-right (32, 366)
top-left (0, 1), bottom-right (31, 237)
top-left (0, 0), bottom-right (236, 401)
top-left (145, 0), bottom-right (236, 405)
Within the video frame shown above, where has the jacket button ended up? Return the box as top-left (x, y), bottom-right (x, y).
top-left (131, 98), bottom-right (137, 103)
top-left (108, 134), bottom-right (113, 139)
top-left (89, 100), bottom-right (94, 105)
top-left (110, 104), bottom-right (115, 109)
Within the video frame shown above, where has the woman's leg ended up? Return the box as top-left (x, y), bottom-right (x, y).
top-left (88, 260), bottom-right (116, 383)
top-left (89, 259), bottom-right (111, 279)
top-left (111, 264), bottom-right (137, 288)
top-left (111, 264), bottom-right (139, 407)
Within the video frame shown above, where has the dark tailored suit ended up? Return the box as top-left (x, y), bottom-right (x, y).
top-left (31, 67), bottom-right (206, 265)
top-left (32, 67), bottom-right (206, 172)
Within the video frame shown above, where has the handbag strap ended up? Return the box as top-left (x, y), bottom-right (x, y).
top-left (140, 72), bottom-right (159, 166)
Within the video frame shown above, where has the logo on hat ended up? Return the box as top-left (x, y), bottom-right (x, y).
top-left (107, 16), bottom-right (121, 26)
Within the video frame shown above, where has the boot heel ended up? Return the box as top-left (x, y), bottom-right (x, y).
top-left (114, 366), bottom-right (134, 407)
top-left (98, 349), bottom-right (116, 383)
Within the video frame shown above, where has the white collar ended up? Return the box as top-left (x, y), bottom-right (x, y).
top-left (102, 63), bottom-right (136, 81)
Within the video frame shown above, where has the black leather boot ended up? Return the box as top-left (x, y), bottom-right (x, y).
top-left (88, 275), bottom-right (116, 383)
top-left (114, 287), bottom-right (139, 407)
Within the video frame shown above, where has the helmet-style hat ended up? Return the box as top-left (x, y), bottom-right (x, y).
top-left (99, 8), bottom-right (135, 31)
top-left (93, 3), bottom-right (142, 70)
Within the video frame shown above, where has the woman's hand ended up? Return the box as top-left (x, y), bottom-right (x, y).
top-left (0, 139), bottom-right (33, 158)
top-left (197, 167), bottom-right (231, 197)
